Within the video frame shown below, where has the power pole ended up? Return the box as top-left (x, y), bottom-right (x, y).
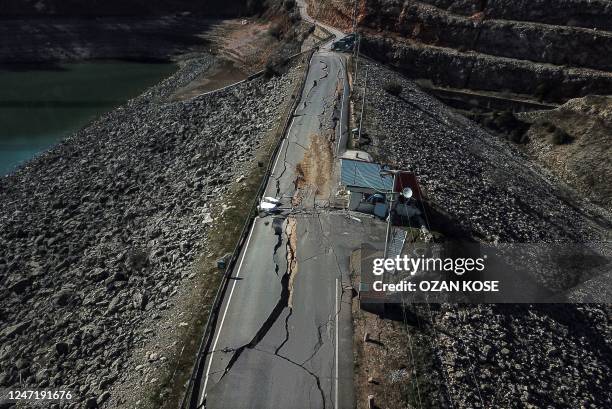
top-left (354, 34), bottom-right (359, 83)
top-left (352, 0), bottom-right (359, 33)
top-left (383, 171), bottom-right (398, 259)
top-left (353, 0), bottom-right (361, 83)
top-left (357, 67), bottom-right (368, 142)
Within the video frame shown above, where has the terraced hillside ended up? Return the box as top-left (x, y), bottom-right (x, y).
top-left (308, 0), bottom-right (612, 103)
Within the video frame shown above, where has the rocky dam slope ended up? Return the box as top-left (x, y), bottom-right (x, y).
top-left (0, 53), bottom-right (301, 408)
top-left (351, 57), bottom-right (611, 409)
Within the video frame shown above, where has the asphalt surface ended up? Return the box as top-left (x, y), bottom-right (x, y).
top-left (196, 10), bottom-right (376, 409)
top-left (200, 211), bottom-right (387, 409)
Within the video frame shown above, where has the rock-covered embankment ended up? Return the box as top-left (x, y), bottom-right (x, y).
top-left (360, 59), bottom-right (610, 242)
top-left (421, 303), bottom-right (611, 408)
top-left (0, 54), bottom-right (298, 408)
top-left (357, 59), bottom-right (611, 408)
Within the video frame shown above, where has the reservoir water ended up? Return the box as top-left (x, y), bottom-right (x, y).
top-left (0, 61), bottom-right (176, 176)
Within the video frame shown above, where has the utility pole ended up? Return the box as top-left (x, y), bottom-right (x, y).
top-left (352, 0), bottom-right (359, 34)
top-left (357, 67), bottom-right (368, 143)
top-left (382, 170), bottom-right (398, 259)
top-left (353, 0), bottom-right (361, 84)
top-left (354, 34), bottom-right (361, 84)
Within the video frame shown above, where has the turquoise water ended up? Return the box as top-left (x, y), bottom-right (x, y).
top-left (0, 61), bottom-right (176, 176)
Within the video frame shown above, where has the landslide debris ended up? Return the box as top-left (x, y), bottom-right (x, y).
top-left (292, 134), bottom-right (334, 207)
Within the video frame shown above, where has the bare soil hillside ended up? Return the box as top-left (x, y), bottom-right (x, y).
top-left (520, 96), bottom-right (612, 210)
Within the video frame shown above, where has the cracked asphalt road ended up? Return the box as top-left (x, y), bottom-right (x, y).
top-left (197, 29), bottom-right (369, 408)
top-left (201, 211), bottom-right (387, 409)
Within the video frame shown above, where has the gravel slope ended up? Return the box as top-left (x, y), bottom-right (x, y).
top-left (360, 59), bottom-right (610, 243)
top-left (356, 59), bottom-right (611, 408)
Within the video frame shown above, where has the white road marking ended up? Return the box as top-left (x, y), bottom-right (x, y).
top-left (335, 277), bottom-right (340, 409)
top-left (271, 138), bottom-right (287, 176)
top-left (199, 219), bottom-right (258, 406)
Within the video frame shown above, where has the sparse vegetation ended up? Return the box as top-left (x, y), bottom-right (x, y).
top-left (476, 110), bottom-right (530, 144)
top-left (549, 127), bottom-right (573, 144)
top-left (534, 82), bottom-right (552, 101)
top-left (538, 120), bottom-right (557, 133)
top-left (535, 119), bottom-right (573, 144)
top-left (263, 61), bottom-right (279, 78)
top-left (263, 55), bottom-right (289, 78)
top-left (268, 23), bottom-right (282, 39)
top-left (246, 0), bottom-right (265, 14)
top-left (284, 0), bottom-right (296, 11)
top-left (384, 81), bottom-right (403, 97)
top-left (524, 97), bottom-right (610, 207)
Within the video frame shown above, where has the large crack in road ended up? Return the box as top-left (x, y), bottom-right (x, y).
top-left (272, 217), bottom-right (285, 277)
top-left (214, 216), bottom-right (327, 408)
top-left (302, 59), bottom-right (329, 110)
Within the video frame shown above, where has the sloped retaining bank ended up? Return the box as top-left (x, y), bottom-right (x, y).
top-left (352, 57), bottom-right (611, 409)
top-left (0, 53), bottom-right (300, 408)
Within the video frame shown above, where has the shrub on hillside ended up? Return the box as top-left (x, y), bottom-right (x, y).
top-left (263, 54), bottom-right (290, 79)
top-left (534, 82), bottom-right (552, 101)
top-left (284, 0), bottom-right (296, 11)
top-left (549, 128), bottom-right (573, 145)
top-left (263, 60), bottom-right (280, 79)
top-left (268, 23), bottom-right (282, 39)
top-left (247, 0), bottom-right (265, 14)
top-left (537, 120), bottom-right (556, 133)
top-left (491, 110), bottom-right (530, 144)
top-left (535, 120), bottom-right (573, 145)
top-left (384, 81), bottom-right (402, 97)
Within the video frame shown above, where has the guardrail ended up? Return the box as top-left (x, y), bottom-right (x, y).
top-left (178, 29), bottom-right (331, 408)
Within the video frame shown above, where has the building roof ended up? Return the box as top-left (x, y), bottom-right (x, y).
top-left (341, 149), bottom-right (373, 163)
top-left (340, 159), bottom-right (393, 192)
